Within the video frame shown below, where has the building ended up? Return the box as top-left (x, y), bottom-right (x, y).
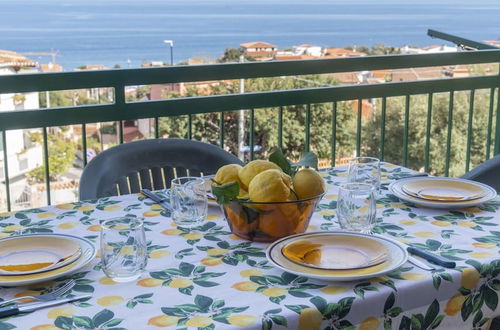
top-left (325, 48), bottom-right (367, 58)
top-left (0, 50), bottom-right (42, 210)
top-left (292, 44), bottom-right (325, 57)
top-left (240, 42), bottom-right (278, 59)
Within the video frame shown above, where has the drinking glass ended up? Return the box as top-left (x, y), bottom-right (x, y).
top-left (170, 176), bottom-right (208, 227)
top-left (348, 157), bottom-right (381, 192)
top-left (337, 183), bottom-right (377, 233)
top-left (100, 217), bottom-right (147, 282)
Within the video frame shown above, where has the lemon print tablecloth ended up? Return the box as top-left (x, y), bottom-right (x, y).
top-left (0, 163), bottom-right (499, 329)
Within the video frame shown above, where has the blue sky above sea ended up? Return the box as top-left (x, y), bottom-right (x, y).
top-left (0, 0), bottom-right (499, 70)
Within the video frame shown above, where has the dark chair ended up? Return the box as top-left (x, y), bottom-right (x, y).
top-left (461, 154), bottom-right (500, 193)
top-left (79, 138), bottom-right (243, 200)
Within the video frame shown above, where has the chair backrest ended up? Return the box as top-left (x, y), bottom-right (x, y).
top-left (461, 154), bottom-right (500, 193)
top-left (79, 138), bottom-right (243, 200)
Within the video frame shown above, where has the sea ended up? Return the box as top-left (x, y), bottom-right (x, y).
top-left (1, 0), bottom-right (499, 70)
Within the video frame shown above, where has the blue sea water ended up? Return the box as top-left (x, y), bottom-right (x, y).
top-left (0, 0), bottom-right (499, 70)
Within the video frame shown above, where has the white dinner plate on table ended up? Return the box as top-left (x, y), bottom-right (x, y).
top-left (0, 235), bottom-right (82, 275)
top-left (266, 231), bottom-right (407, 282)
top-left (281, 233), bottom-right (388, 270)
top-left (0, 234), bottom-right (96, 287)
top-left (401, 178), bottom-right (486, 202)
top-left (389, 177), bottom-right (497, 209)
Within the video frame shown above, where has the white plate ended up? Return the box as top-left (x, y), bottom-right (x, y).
top-left (389, 177), bottom-right (497, 209)
top-left (0, 234), bottom-right (96, 287)
top-left (281, 234), bottom-right (388, 270)
top-left (0, 235), bottom-right (82, 275)
top-left (266, 231), bottom-right (407, 282)
top-left (401, 178), bottom-right (486, 202)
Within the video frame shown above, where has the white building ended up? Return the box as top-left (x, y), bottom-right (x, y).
top-left (400, 45), bottom-right (460, 54)
top-left (292, 44), bottom-right (325, 57)
top-left (0, 50), bottom-right (42, 210)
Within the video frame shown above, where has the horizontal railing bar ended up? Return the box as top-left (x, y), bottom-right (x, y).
top-left (1, 75), bottom-right (498, 131)
top-left (0, 50), bottom-right (499, 93)
top-left (428, 29), bottom-right (499, 50)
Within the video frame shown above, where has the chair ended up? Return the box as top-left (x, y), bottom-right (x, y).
top-left (79, 138), bottom-right (243, 200)
top-left (461, 154), bottom-right (500, 193)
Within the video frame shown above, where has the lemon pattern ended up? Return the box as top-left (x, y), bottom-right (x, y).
top-left (0, 163), bottom-right (499, 330)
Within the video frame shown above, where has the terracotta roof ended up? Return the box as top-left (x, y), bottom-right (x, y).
top-left (240, 41), bottom-right (277, 49)
top-left (40, 63), bottom-right (63, 72)
top-left (484, 40), bottom-right (500, 47)
top-left (36, 180), bottom-right (79, 192)
top-left (0, 50), bottom-right (37, 68)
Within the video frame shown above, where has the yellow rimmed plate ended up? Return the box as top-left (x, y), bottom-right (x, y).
top-left (389, 177), bottom-right (497, 209)
top-left (281, 234), bottom-right (388, 270)
top-left (0, 235), bottom-right (82, 275)
top-left (267, 231), bottom-right (407, 282)
top-left (0, 234), bottom-right (96, 287)
top-left (401, 178), bottom-right (486, 202)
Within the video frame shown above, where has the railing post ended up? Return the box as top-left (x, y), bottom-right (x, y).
top-left (494, 68), bottom-right (500, 156)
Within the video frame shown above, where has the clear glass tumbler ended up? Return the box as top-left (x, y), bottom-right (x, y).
top-left (100, 217), bottom-right (147, 282)
top-left (170, 176), bottom-right (208, 227)
top-left (348, 157), bottom-right (381, 192)
top-left (337, 183), bottom-right (377, 233)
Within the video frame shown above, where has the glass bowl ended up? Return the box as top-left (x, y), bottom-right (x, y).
top-left (221, 194), bottom-right (324, 242)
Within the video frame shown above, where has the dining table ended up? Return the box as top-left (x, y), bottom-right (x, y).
top-left (0, 163), bottom-right (499, 330)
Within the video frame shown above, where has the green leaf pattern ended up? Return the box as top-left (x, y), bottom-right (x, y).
top-left (0, 163), bottom-right (498, 329)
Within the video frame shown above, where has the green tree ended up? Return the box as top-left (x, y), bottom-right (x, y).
top-left (27, 133), bottom-right (76, 182)
top-left (362, 90), bottom-right (493, 176)
top-left (218, 47), bottom-right (255, 63)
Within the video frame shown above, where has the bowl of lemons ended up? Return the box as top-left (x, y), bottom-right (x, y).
top-left (211, 150), bottom-right (325, 242)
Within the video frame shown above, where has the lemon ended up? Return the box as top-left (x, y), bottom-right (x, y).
top-left (227, 315), bottom-right (257, 327)
top-left (238, 160), bottom-right (282, 190)
top-left (99, 277), bottom-right (118, 285)
top-left (240, 269), bottom-right (263, 277)
top-left (292, 168), bottom-right (325, 199)
top-left (261, 287), bottom-right (287, 297)
top-left (461, 268), bottom-right (480, 289)
top-left (232, 281), bottom-right (260, 292)
top-left (299, 308), bottom-right (323, 330)
top-left (400, 273), bottom-right (426, 281)
top-left (206, 248), bottom-right (229, 256)
top-left (214, 164), bottom-right (243, 185)
top-left (201, 256), bottom-right (223, 266)
top-left (444, 294), bottom-right (467, 316)
top-left (37, 212), bottom-right (56, 218)
top-left (149, 250), bottom-right (170, 258)
top-left (97, 296), bottom-right (125, 306)
top-left (186, 316), bottom-right (212, 328)
top-left (248, 169), bottom-right (291, 202)
top-left (168, 278), bottom-right (193, 288)
top-left (58, 222), bottom-right (78, 229)
top-left (320, 286), bottom-right (349, 295)
top-left (148, 315), bottom-right (179, 327)
top-left (137, 278), bottom-right (163, 287)
top-left (359, 317), bottom-right (380, 330)
top-left (47, 306), bottom-right (75, 319)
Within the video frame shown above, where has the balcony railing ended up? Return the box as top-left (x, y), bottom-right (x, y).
top-left (0, 44), bottom-right (499, 212)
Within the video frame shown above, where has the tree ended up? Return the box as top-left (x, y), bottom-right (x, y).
top-left (27, 133), bottom-right (77, 182)
top-left (218, 47), bottom-right (255, 63)
top-left (156, 75), bottom-right (357, 162)
top-left (362, 90), bottom-right (493, 176)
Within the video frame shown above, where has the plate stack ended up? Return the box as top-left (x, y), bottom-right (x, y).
top-left (389, 177), bottom-right (496, 209)
top-left (266, 232), bottom-right (408, 281)
top-left (0, 234), bottom-right (95, 287)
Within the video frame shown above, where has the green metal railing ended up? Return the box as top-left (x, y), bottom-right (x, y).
top-left (0, 38), bottom-right (499, 211)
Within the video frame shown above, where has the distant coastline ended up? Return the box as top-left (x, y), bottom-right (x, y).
top-left (1, 0), bottom-right (499, 70)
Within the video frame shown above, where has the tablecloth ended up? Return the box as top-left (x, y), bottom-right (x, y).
top-left (0, 163), bottom-right (499, 330)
